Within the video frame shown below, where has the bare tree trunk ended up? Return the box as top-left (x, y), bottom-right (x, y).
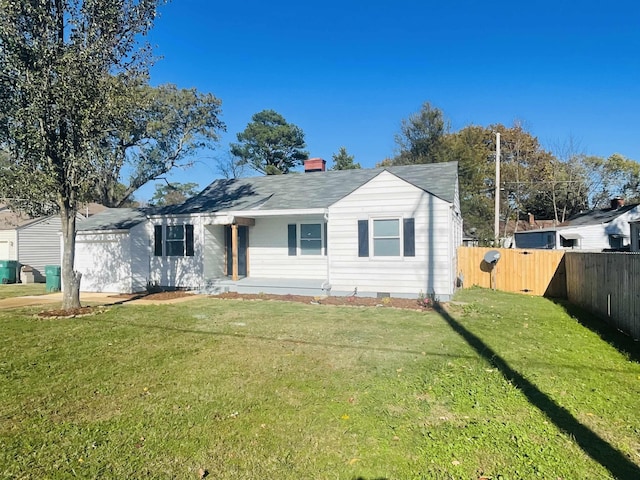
top-left (60, 204), bottom-right (82, 310)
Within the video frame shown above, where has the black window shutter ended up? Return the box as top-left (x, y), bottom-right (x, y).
top-left (288, 224), bottom-right (297, 256)
top-left (185, 224), bottom-right (194, 256)
top-left (358, 220), bottom-right (369, 257)
top-left (154, 225), bottom-right (163, 256)
top-left (404, 218), bottom-right (415, 257)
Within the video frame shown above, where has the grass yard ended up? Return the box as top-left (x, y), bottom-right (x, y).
top-left (1, 289), bottom-right (638, 479)
top-left (0, 283), bottom-right (46, 300)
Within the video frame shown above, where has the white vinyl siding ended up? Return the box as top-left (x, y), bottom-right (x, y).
top-left (203, 225), bottom-right (225, 280)
top-left (75, 232), bottom-right (133, 293)
top-left (75, 222), bottom-right (150, 293)
top-left (17, 217), bottom-right (63, 282)
top-left (0, 230), bottom-right (17, 260)
top-left (148, 218), bottom-right (202, 289)
top-left (129, 223), bottom-right (150, 292)
top-left (328, 170), bottom-right (458, 299)
top-left (249, 216), bottom-right (327, 279)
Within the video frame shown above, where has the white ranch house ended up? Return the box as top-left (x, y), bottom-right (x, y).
top-left (74, 160), bottom-right (463, 300)
top-left (514, 198), bottom-right (640, 251)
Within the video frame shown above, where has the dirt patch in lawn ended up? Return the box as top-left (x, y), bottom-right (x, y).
top-left (211, 292), bottom-right (433, 311)
top-left (37, 306), bottom-right (109, 319)
top-left (108, 290), bottom-right (195, 302)
top-left (37, 291), bottom-right (195, 318)
top-left (36, 291), bottom-right (432, 317)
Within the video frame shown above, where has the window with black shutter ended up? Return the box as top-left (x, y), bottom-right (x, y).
top-left (358, 220), bottom-right (369, 257)
top-left (288, 224), bottom-right (297, 256)
top-left (154, 225), bottom-right (163, 256)
top-left (403, 218), bottom-right (415, 257)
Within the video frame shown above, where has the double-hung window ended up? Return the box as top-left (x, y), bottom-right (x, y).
top-left (154, 224), bottom-right (194, 257)
top-left (358, 218), bottom-right (415, 258)
top-left (300, 223), bottom-right (322, 255)
top-left (288, 223), bottom-right (325, 256)
top-left (372, 219), bottom-right (401, 256)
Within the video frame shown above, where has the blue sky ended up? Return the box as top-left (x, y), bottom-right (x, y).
top-left (138, 0), bottom-right (640, 201)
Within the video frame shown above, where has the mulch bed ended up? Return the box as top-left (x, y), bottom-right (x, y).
top-left (211, 292), bottom-right (433, 311)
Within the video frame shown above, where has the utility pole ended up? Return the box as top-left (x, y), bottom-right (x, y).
top-left (494, 132), bottom-right (501, 245)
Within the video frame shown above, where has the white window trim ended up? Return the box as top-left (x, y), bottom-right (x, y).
top-left (296, 222), bottom-right (327, 258)
top-left (293, 222), bottom-right (326, 256)
top-left (166, 225), bottom-right (185, 256)
top-left (370, 217), bottom-right (403, 259)
top-left (154, 224), bottom-right (195, 257)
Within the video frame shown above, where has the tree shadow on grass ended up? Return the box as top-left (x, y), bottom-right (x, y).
top-left (551, 299), bottom-right (639, 363)
top-left (434, 303), bottom-right (640, 480)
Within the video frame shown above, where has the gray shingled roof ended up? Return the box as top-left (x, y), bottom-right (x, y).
top-left (514, 204), bottom-right (640, 234)
top-left (76, 208), bottom-right (150, 232)
top-left (167, 162), bottom-right (458, 215)
top-left (562, 203), bottom-right (639, 226)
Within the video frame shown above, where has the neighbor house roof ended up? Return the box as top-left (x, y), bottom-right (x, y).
top-left (0, 202), bottom-right (108, 231)
top-left (514, 204), bottom-right (640, 235)
top-left (560, 203), bottom-right (639, 226)
top-left (76, 208), bottom-right (150, 232)
top-left (0, 205), bottom-right (37, 230)
top-left (165, 162), bottom-right (459, 215)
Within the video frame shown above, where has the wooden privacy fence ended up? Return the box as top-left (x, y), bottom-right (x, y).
top-left (565, 252), bottom-right (640, 340)
top-left (457, 247), bottom-right (566, 297)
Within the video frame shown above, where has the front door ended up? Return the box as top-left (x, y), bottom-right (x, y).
top-left (225, 225), bottom-right (248, 277)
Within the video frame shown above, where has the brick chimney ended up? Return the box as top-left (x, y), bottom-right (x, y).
top-left (610, 197), bottom-right (625, 209)
top-left (528, 212), bottom-right (535, 226)
top-left (304, 158), bottom-right (326, 172)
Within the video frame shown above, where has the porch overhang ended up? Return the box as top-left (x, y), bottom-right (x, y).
top-left (203, 215), bottom-right (255, 226)
top-left (221, 208), bottom-right (328, 218)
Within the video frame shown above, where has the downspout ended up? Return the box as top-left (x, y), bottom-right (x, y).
top-left (448, 204), bottom-right (454, 298)
top-left (322, 210), bottom-right (331, 295)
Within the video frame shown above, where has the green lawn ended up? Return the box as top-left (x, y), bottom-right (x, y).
top-left (1, 289), bottom-right (638, 479)
top-left (0, 283), bottom-right (46, 300)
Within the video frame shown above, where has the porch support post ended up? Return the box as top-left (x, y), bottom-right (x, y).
top-left (231, 223), bottom-right (239, 281)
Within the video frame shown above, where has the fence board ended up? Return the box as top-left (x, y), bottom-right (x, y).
top-left (565, 252), bottom-right (640, 340)
top-left (457, 247), bottom-right (566, 297)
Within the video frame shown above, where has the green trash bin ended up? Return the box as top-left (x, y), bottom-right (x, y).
top-left (45, 265), bottom-right (61, 292)
top-left (0, 260), bottom-right (18, 284)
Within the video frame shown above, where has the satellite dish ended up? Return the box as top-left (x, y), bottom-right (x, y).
top-left (483, 250), bottom-right (501, 265)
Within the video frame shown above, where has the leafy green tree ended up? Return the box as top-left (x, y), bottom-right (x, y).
top-left (230, 110), bottom-right (308, 175)
top-left (149, 182), bottom-right (200, 207)
top-left (331, 147), bottom-right (360, 170)
top-left (393, 102), bottom-right (451, 165)
top-left (444, 125), bottom-right (496, 243)
top-left (0, 0), bottom-right (162, 309)
top-left (582, 154), bottom-right (640, 208)
top-left (94, 81), bottom-right (224, 207)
